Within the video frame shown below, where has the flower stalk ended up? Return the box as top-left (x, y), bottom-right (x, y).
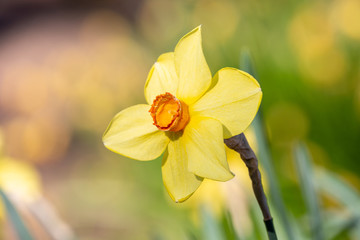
top-left (224, 133), bottom-right (277, 240)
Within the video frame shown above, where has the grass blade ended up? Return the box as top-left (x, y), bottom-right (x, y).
top-left (200, 205), bottom-right (226, 240)
top-left (315, 168), bottom-right (360, 239)
top-left (294, 143), bottom-right (324, 240)
top-left (0, 189), bottom-right (34, 240)
top-left (322, 210), bottom-right (359, 239)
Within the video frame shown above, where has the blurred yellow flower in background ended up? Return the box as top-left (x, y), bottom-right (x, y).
top-left (288, 2), bottom-right (348, 88)
top-left (331, 0), bottom-right (360, 40)
top-left (0, 158), bottom-right (42, 205)
top-left (0, 130), bottom-right (42, 205)
top-left (0, 130), bottom-right (74, 240)
top-left (184, 127), bottom-right (260, 238)
top-left (103, 26), bottom-right (262, 202)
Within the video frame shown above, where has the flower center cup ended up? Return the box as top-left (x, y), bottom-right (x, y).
top-left (149, 92), bottom-right (189, 132)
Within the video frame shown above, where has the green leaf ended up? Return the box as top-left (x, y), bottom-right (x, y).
top-left (221, 211), bottom-right (238, 240)
top-left (322, 209), bottom-right (359, 239)
top-left (315, 168), bottom-right (360, 239)
top-left (200, 205), bottom-right (226, 240)
top-left (0, 189), bottom-right (34, 240)
top-left (240, 49), bottom-right (297, 240)
top-left (269, 201), bottom-right (306, 240)
top-left (294, 143), bottom-right (324, 240)
top-left (249, 200), bottom-right (268, 240)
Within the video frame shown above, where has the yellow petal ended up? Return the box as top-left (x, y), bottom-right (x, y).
top-left (144, 52), bottom-right (179, 104)
top-left (191, 68), bottom-right (262, 138)
top-left (174, 25), bottom-right (212, 105)
top-left (162, 134), bottom-right (203, 202)
top-left (103, 104), bottom-right (169, 160)
top-left (183, 116), bottom-right (234, 181)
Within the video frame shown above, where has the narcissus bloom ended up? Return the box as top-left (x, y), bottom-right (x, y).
top-left (103, 26), bottom-right (262, 202)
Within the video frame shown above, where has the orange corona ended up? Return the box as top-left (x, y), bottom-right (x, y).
top-left (149, 92), bottom-right (189, 132)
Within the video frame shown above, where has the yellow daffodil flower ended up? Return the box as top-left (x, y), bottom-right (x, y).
top-left (103, 26), bottom-right (262, 202)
